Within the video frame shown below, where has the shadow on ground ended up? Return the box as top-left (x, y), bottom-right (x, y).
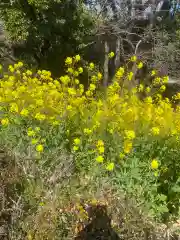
top-left (74, 204), bottom-right (120, 240)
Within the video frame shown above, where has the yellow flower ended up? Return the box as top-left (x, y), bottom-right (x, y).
top-left (98, 146), bottom-right (104, 154)
top-left (130, 55), bottom-right (137, 62)
top-left (27, 130), bottom-right (35, 137)
top-left (36, 144), bottom-right (44, 152)
top-left (84, 128), bottom-right (92, 135)
top-left (73, 71), bottom-right (79, 77)
top-left (65, 57), bottom-right (73, 65)
top-left (17, 61), bottom-right (23, 68)
top-left (151, 159), bottom-right (159, 170)
top-left (26, 70), bottom-right (32, 76)
top-left (8, 65), bottom-right (14, 73)
top-left (108, 51), bottom-right (115, 58)
top-left (127, 72), bottom-right (133, 81)
top-left (89, 62), bottom-right (95, 70)
top-left (97, 72), bottom-right (102, 80)
top-left (31, 138), bottom-right (38, 144)
top-left (145, 96), bottom-right (153, 104)
top-left (73, 146), bottom-right (79, 151)
top-left (96, 155), bottom-right (104, 163)
top-left (10, 103), bottom-right (19, 113)
top-left (78, 67), bottom-right (83, 74)
top-left (115, 67), bottom-right (124, 79)
top-left (106, 162), bottom-right (114, 171)
top-left (124, 130), bottom-right (136, 140)
top-left (89, 84), bottom-right (96, 91)
top-left (1, 118), bottom-right (9, 126)
top-left (123, 141), bottom-right (132, 154)
top-left (67, 105), bottom-right (73, 111)
top-left (151, 70), bottom-right (156, 76)
top-left (75, 79), bottom-right (79, 85)
top-left (138, 84), bottom-right (144, 92)
top-left (35, 113), bottom-right (46, 121)
top-left (67, 68), bottom-right (73, 73)
top-left (151, 127), bottom-right (160, 136)
top-left (96, 140), bottom-right (104, 147)
top-left (20, 108), bottom-right (29, 117)
top-left (145, 87), bottom-right (151, 93)
top-left (162, 76), bottom-right (169, 83)
top-left (153, 77), bottom-right (161, 85)
top-left (137, 62), bottom-right (143, 69)
top-left (160, 85), bottom-right (166, 92)
top-left (0, 65), bottom-right (2, 71)
top-left (91, 75), bottom-right (97, 82)
top-left (74, 138), bottom-right (81, 145)
top-left (74, 54), bottom-right (81, 62)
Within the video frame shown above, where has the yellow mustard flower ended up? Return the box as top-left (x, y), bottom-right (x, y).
top-left (145, 96), bottom-right (153, 104)
top-left (151, 70), bottom-right (156, 76)
top-left (67, 105), bottom-right (73, 111)
top-left (27, 130), bottom-right (35, 137)
top-left (137, 62), bottom-right (143, 69)
top-left (151, 127), bottom-right (160, 136)
top-left (128, 72), bottom-right (133, 81)
top-left (138, 84), bottom-right (144, 92)
top-left (74, 54), bottom-right (81, 62)
top-left (78, 67), bottom-right (83, 74)
top-left (75, 79), bottom-right (79, 85)
top-left (106, 162), bottom-right (114, 171)
top-left (160, 85), bottom-right (166, 92)
top-left (31, 138), bottom-right (38, 144)
top-left (20, 108), bottom-right (29, 117)
top-left (74, 70), bottom-right (79, 77)
top-left (89, 84), bottom-right (96, 91)
top-left (96, 155), bottom-right (104, 163)
top-left (10, 103), bottom-right (19, 113)
top-left (130, 55), bottom-right (137, 62)
top-left (67, 68), bottom-right (73, 74)
top-left (162, 76), bottom-right (169, 83)
top-left (89, 62), bottom-right (95, 70)
top-left (115, 67), bottom-right (124, 79)
top-left (97, 72), bottom-right (102, 80)
top-left (17, 61), bottom-right (23, 68)
top-left (123, 141), bottom-right (132, 154)
top-left (1, 118), bottom-right (9, 126)
top-left (35, 113), bottom-right (46, 121)
top-left (36, 144), bottom-right (44, 152)
top-left (73, 146), bottom-right (79, 151)
top-left (108, 51), bottom-right (115, 58)
top-left (65, 57), bottom-right (73, 65)
top-left (151, 159), bottom-right (159, 170)
top-left (84, 128), bottom-right (92, 135)
top-left (124, 130), bottom-right (136, 140)
top-left (145, 87), bottom-right (151, 93)
top-left (98, 146), bottom-right (105, 154)
top-left (97, 140), bottom-right (104, 147)
top-left (74, 138), bottom-right (81, 145)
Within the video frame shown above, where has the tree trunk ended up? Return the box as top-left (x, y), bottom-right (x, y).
top-left (103, 40), bottom-right (109, 87)
top-left (115, 37), bottom-right (121, 69)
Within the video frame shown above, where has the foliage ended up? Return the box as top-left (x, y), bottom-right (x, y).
top-left (0, 54), bottom-right (180, 238)
top-left (0, 0), bottom-right (94, 76)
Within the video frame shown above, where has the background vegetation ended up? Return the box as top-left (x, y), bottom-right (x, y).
top-left (0, 0), bottom-right (180, 239)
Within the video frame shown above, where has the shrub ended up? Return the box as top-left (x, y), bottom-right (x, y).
top-left (0, 54), bottom-right (180, 238)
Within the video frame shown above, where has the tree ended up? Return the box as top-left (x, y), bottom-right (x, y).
top-left (0, 0), bottom-right (94, 76)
